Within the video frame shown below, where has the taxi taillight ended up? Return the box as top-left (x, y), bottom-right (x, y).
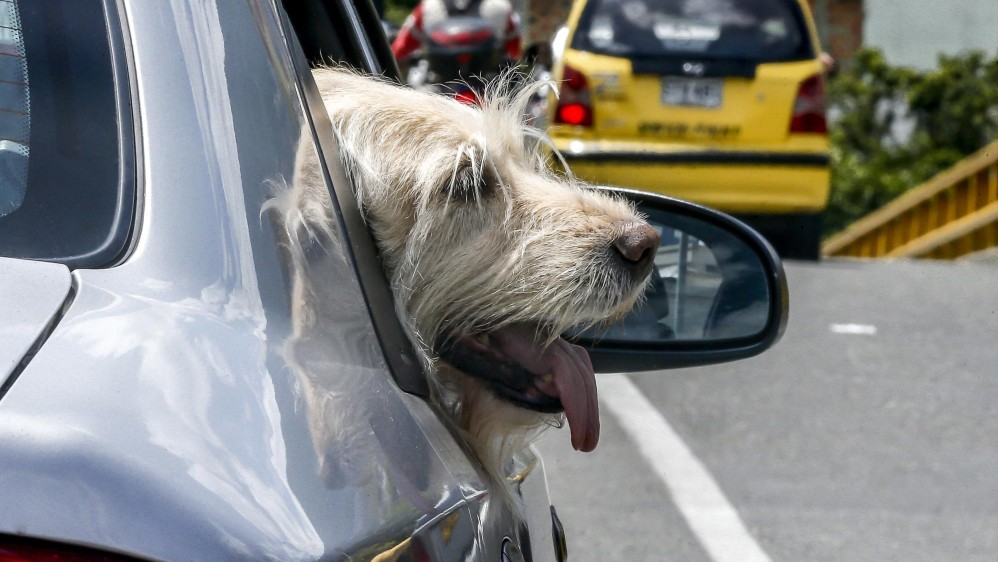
top-left (790, 74), bottom-right (828, 134)
top-left (554, 64), bottom-right (593, 127)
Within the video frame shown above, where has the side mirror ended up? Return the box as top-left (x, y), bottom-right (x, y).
top-left (573, 187), bottom-right (789, 372)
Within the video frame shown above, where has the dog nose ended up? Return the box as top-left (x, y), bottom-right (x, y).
top-left (613, 222), bottom-right (660, 272)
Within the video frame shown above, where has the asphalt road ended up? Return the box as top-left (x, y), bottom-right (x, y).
top-left (536, 257), bottom-right (998, 562)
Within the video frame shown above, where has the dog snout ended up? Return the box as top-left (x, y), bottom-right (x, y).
top-left (612, 222), bottom-right (660, 276)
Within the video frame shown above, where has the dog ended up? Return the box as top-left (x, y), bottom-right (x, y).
top-left (270, 67), bottom-right (660, 495)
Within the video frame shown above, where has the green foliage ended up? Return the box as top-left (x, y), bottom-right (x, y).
top-left (383, 0), bottom-right (419, 24)
top-left (825, 48), bottom-right (998, 235)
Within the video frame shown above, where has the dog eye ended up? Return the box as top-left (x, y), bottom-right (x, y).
top-left (448, 165), bottom-right (493, 202)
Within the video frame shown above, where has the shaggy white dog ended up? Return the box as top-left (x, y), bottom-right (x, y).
top-left (273, 67), bottom-right (659, 491)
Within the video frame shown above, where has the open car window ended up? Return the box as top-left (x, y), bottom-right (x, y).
top-left (275, 0), bottom-right (424, 395)
top-left (0, 0), bottom-right (134, 268)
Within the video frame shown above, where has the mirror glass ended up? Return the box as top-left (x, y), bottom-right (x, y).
top-left (574, 207), bottom-right (772, 344)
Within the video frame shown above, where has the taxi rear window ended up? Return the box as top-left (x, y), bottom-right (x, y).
top-left (572, 0), bottom-right (813, 63)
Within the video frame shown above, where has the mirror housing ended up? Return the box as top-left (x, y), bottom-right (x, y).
top-left (575, 187), bottom-right (789, 373)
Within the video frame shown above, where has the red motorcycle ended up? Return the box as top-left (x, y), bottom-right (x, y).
top-left (421, 16), bottom-right (504, 104)
top-left (402, 15), bottom-right (510, 105)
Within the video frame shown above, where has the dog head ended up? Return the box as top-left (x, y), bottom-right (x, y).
top-left (313, 68), bottom-right (659, 455)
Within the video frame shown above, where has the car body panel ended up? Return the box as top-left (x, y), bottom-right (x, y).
top-left (0, 273), bottom-right (473, 559)
top-left (0, 1), bottom-right (547, 560)
top-left (549, 0), bottom-right (831, 215)
top-left (0, 258), bottom-right (71, 387)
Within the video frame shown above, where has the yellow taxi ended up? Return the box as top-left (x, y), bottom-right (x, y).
top-left (548, 0), bottom-right (830, 259)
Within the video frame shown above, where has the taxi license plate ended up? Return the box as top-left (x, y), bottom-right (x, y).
top-left (661, 77), bottom-right (723, 108)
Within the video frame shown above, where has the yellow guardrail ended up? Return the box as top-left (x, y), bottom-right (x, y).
top-left (823, 139), bottom-right (998, 259)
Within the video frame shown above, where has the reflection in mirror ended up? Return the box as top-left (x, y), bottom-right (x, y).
top-left (576, 208), bottom-right (771, 343)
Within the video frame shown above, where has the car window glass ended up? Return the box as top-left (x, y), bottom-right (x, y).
top-left (0, 0), bottom-right (132, 267)
top-left (572, 0), bottom-right (811, 62)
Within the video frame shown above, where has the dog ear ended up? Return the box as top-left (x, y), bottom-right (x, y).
top-left (446, 159), bottom-right (496, 203)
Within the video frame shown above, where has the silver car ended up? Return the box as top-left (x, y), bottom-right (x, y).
top-left (0, 1), bottom-right (787, 560)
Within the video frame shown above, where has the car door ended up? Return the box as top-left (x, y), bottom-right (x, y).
top-left (0, 1), bottom-right (542, 560)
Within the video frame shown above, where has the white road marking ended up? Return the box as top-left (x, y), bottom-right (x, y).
top-left (829, 323), bottom-right (878, 335)
top-left (599, 374), bottom-right (772, 562)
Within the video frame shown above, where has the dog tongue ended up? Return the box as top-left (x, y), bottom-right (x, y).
top-left (491, 325), bottom-right (600, 452)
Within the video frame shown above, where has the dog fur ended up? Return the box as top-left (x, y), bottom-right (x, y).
top-left (270, 67), bottom-right (659, 497)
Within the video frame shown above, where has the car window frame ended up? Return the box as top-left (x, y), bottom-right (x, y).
top-left (274, 0), bottom-right (428, 397)
top-left (105, 0), bottom-right (141, 268)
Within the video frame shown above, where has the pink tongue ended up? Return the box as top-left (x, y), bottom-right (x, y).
top-left (492, 326), bottom-right (600, 452)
